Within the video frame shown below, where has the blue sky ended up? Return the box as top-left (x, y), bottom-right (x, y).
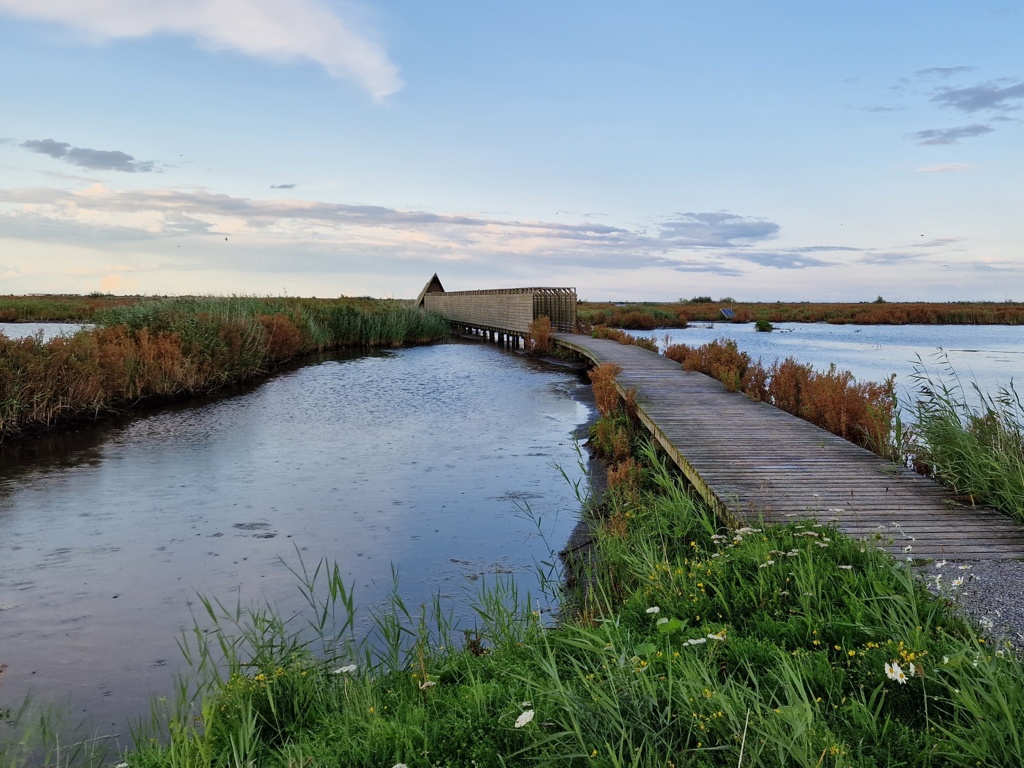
top-left (1, 2), bottom-right (1022, 301)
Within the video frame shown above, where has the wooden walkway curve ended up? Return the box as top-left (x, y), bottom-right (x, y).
top-left (555, 333), bottom-right (1024, 561)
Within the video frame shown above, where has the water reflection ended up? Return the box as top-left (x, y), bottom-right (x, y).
top-left (0, 342), bottom-right (590, 742)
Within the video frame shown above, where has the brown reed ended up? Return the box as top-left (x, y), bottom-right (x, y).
top-left (664, 339), bottom-right (898, 457)
top-left (525, 315), bottom-right (554, 354)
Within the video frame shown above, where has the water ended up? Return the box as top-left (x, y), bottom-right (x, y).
top-left (0, 322), bottom-right (89, 340)
top-left (653, 323), bottom-right (1024, 406)
top-left (0, 342), bottom-right (590, 744)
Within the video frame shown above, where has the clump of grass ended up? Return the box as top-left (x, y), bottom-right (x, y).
top-left (910, 358), bottom-right (1024, 521)
top-left (525, 315), bottom-right (554, 355)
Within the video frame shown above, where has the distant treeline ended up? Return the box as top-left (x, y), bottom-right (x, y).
top-left (579, 299), bottom-right (1024, 329)
top-left (0, 296), bottom-right (449, 442)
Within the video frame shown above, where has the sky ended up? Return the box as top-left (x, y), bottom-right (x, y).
top-left (1, 2), bottom-right (1022, 302)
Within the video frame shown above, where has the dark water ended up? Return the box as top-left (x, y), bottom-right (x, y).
top-left (0, 342), bottom-right (590, 743)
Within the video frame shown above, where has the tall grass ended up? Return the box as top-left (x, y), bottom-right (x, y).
top-left (0, 297), bottom-right (449, 442)
top-left (910, 358), bottom-right (1024, 522)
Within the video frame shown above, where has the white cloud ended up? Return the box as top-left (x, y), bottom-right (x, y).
top-left (914, 163), bottom-right (974, 173)
top-left (0, 0), bottom-right (401, 101)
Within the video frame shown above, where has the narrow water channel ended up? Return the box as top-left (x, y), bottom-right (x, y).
top-left (0, 342), bottom-right (591, 744)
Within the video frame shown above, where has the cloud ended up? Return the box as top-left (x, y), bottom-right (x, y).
top-left (0, 184), bottom-right (809, 278)
top-left (270, 183), bottom-right (297, 189)
top-left (908, 124), bottom-right (994, 145)
top-left (915, 162), bottom-right (974, 173)
top-left (931, 80), bottom-right (1024, 113)
top-left (22, 138), bottom-right (155, 172)
top-left (916, 66), bottom-right (975, 79)
top-left (657, 212), bottom-right (780, 247)
top-left (720, 250), bottom-right (833, 269)
top-left (0, 0), bottom-right (401, 101)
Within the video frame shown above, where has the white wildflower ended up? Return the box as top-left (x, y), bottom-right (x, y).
top-left (646, 606), bottom-right (660, 614)
top-left (837, 565), bottom-right (853, 570)
top-left (521, 700), bottom-right (532, 707)
top-left (656, 617), bottom-right (669, 626)
top-left (419, 680), bottom-right (436, 690)
top-left (908, 663), bottom-right (917, 677)
top-left (707, 632), bottom-right (726, 641)
top-left (959, 564), bottom-right (972, 570)
top-left (885, 661), bottom-right (907, 684)
top-left (943, 655), bottom-right (950, 665)
top-left (514, 710), bottom-right (535, 728)
top-left (952, 577), bottom-right (964, 587)
top-left (686, 637), bottom-right (708, 646)
top-left (333, 664), bottom-right (357, 675)
top-left (935, 560), bottom-right (948, 569)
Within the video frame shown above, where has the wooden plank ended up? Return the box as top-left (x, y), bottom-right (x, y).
top-left (555, 332), bottom-right (1024, 561)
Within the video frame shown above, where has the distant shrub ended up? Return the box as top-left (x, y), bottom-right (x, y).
top-left (755, 319), bottom-right (774, 332)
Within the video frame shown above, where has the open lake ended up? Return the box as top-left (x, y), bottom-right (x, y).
top-left (655, 323), bottom-right (1024, 407)
top-left (0, 341), bottom-right (590, 745)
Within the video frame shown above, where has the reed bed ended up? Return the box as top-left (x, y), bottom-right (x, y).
top-left (909, 361), bottom-right (1024, 523)
top-left (664, 339), bottom-right (900, 460)
top-left (0, 296), bottom-right (449, 442)
top-left (579, 300), bottom-right (1024, 330)
top-left (0, 294), bottom-right (143, 322)
top-left (12, 410), bottom-right (1014, 767)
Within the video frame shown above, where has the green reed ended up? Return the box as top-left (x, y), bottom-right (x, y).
top-left (910, 356), bottom-right (1024, 523)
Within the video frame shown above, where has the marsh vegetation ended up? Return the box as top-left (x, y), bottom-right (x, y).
top-left (0, 296), bottom-right (449, 442)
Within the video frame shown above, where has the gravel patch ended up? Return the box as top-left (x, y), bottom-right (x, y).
top-left (917, 558), bottom-right (1024, 648)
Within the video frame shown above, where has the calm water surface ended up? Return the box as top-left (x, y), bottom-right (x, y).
top-left (0, 322), bottom-right (89, 340)
top-left (656, 323), bottom-right (1024, 405)
top-left (0, 342), bottom-right (590, 742)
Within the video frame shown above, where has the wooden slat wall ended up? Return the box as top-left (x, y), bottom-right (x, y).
top-left (425, 287), bottom-right (577, 334)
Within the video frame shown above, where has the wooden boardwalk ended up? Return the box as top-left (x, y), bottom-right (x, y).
top-left (555, 333), bottom-right (1024, 560)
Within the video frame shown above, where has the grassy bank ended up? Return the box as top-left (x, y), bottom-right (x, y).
top-left (0, 296), bottom-right (449, 442)
top-left (0, 294), bottom-right (144, 322)
top-left (22, 398), bottom-right (1011, 767)
top-left (579, 300), bottom-right (1024, 330)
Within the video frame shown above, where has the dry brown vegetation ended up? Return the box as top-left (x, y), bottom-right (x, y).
top-left (579, 299), bottom-right (1024, 329)
top-left (0, 296), bottom-right (450, 442)
top-left (589, 326), bottom-right (659, 352)
top-left (665, 338), bottom-right (899, 459)
top-left (525, 315), bottom-right (554, 354)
